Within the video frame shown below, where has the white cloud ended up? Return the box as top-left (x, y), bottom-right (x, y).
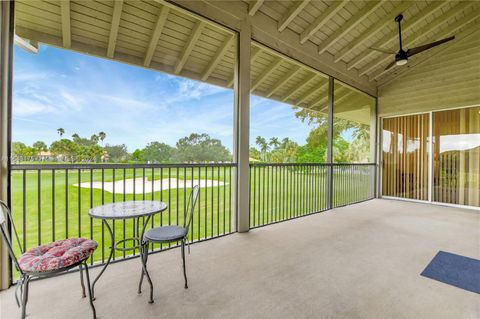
top-left (13, 97), bottom-right (57, 116)
top-left (14, 71), bottom-right (49, 82)
top-left (93, 94), bottom-right (157, 111)
top-left (60, 91), bottom-right (83, 111)
top-left (177, 80), bottom-right (222, 99)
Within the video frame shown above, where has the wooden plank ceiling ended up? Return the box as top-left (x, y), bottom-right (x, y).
top-left (15, 1), bottom-right (477, 121)
top-left (247, 0), bottom-right (480, 84)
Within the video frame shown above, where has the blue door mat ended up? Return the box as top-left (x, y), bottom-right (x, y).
top-left (421, 251), bottom-right (480, 294)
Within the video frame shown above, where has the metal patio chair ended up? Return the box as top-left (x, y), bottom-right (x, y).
top-left (138, 185), bottom-right (199, 303)
top-left (0, 201), bottom-right (98, 319)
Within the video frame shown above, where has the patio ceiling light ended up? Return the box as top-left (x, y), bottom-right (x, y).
top-left (395, 58), bottom-right (408, 66)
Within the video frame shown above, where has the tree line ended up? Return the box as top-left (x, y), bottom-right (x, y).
top-left (250, 110), bottom-right (371, 163)
top-left (12, 129), bottom-right (232, 163)
top-left (13, 108), bottom-right (370, 164)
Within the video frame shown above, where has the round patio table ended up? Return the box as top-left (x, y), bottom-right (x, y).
top-left (88, 200), bottom-right (167, 301)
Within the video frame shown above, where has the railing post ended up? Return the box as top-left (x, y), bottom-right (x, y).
top-left (0, 0), bottom-right (14, 290)
top-left (233, 18), bottom-right (251, 233)
top-left (327, 77), bottom-right (334, 210)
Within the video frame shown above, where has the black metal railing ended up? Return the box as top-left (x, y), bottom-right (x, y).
top-left (10, 163), bottom-right (235, 268)
top-left (332, 163), bottom-right (376, 208)
top-left (249, 163), bottom-right (376, 228)
top-left (10, 161), bottom-right (375, 273)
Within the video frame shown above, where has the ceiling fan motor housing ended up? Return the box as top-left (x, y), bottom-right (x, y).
top-left (395, 49), bottom-right (408, 62)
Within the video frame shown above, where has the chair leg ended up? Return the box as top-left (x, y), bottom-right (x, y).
top-left (14, 277), bottom-right (23, 308)
top-left (181, 240), bottom-right (188, 289)
top-left (79, 263), bottom-right (86, 298)
top-left (20, 276), bottom-right (30, 319)
top-left (83, 262), bottom-right (97, 319)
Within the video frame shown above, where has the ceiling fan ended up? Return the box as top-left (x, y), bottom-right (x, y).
top-left (371, 14), bottom-right (455, 70)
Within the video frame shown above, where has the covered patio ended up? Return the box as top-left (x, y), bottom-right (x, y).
top-left (1, 199), bottom-right (478, 318)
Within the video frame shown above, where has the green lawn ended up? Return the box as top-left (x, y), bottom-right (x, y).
top-left (10, 164), bottom-right (373, 268)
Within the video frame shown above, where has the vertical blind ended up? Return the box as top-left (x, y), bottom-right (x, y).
top-left (433, 107), bottom-right (480, 207)
top-left (382, 114), bottom-right (429, 200)
top-left (382, 106), bottom-right (480, 208)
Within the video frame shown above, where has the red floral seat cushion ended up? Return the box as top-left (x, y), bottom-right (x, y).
top-left (18, 238), bottom-right (97, 273)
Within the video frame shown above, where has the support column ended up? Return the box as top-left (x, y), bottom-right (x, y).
top-left (0, 0), bottom-right (14, 290)
top-left (233, 18), bottom-right (251, 232)
top-left (376, 110), bottom-right (383, 199)
top-left (371, 98), bottom-right (378, 198)
top-left (327, 77), bottom-right (334, 209)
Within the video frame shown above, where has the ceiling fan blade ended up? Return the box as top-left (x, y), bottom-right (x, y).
top-left (370, 47), bottom-right (396, 54)
top-left (384, 60), bottom-right (396, 71)
top-left (407, 36), bottom-right (455, 57)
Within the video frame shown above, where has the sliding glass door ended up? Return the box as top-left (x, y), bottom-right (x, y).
top-left (382, 114), bottom-right (429, 200)
top-left (382, 106), bottom-right (480, 208)
top-left (433, 107), bottom-right (480, 207)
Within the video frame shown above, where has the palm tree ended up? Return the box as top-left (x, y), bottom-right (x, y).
top-left (98, 132), bottom-right (107, 145)
top-left (255, 136), bottom-right (269, 162)
top-left (57, 128), bottom-right (65, 137)
top-left (281, 137), bottom-right (292, 149)
top-left (269, 137), bottom-right (280, 150)
top-left (90, 134), bottom-right (99, 144)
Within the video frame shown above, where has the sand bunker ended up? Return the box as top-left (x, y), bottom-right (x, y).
top-left (74, 178), bottom-right (226, 195)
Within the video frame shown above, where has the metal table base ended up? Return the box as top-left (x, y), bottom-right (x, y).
top-left (91, 215), bottom-right (155, 303)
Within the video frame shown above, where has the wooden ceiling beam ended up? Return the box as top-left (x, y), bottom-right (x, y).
top-left (107, 0), bottom-right (124, 58)
top-left (60, 0), bottom-right (71, 49)
top-left (174, 20), bottom-right (205, 74)
top-left (295, 80), bottom-right (328, 106)
top-left (248, 0), bottom-right (264, 16)
top-left (348, 1), bottom-right (448, 71)
top-left (251, 57), bottom-right (283, 91)
top-left (144, 6), bottom-right (170, 67)
top-left (15, 25), bottom-right (230, 89)
top-left (265, 65), bottom-right (301, 98)
top-left (278, 0), bottom-right (311, 32)
top-left (300, 0), bottom-right (348, 44)
top-left (334, 1), bottom-right (413, 63)
top-left (371, 6), bottom-right (480, 81)
top-left (334, 91), bottom-right (357, 106)
top-left (318, 0), bottom-right (385, 55)
top-left (202, 34), bottom-right (234, 81)
top-left (313, 87), bottom-right (352, 111)
top-left (282, 72), bottom-right (317, 102)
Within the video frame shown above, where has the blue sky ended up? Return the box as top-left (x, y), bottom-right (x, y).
top-left (13, 44), bottom-right (314, 152)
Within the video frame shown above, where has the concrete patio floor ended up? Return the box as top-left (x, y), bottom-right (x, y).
top-left (1, 199), bottom-right (479, 319)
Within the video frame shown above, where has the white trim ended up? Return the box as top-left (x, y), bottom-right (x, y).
top-left (13, 35), bottom-right (38, 54)
top-left (428, 112), bottom-right (433, 202)
top-left (377, 114), bottom-right (382, 198)
top-left (381, 110), bottom-right (430, 119)
top-left (379, 103), bottom-right (480, 118)
top-left (381, 196), bottom-right (480, 212)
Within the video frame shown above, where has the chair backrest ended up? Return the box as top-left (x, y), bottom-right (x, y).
top-left (183, 185), bottom-right (200, 233)
top-left (0, 201), bottom-right (24, 274)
